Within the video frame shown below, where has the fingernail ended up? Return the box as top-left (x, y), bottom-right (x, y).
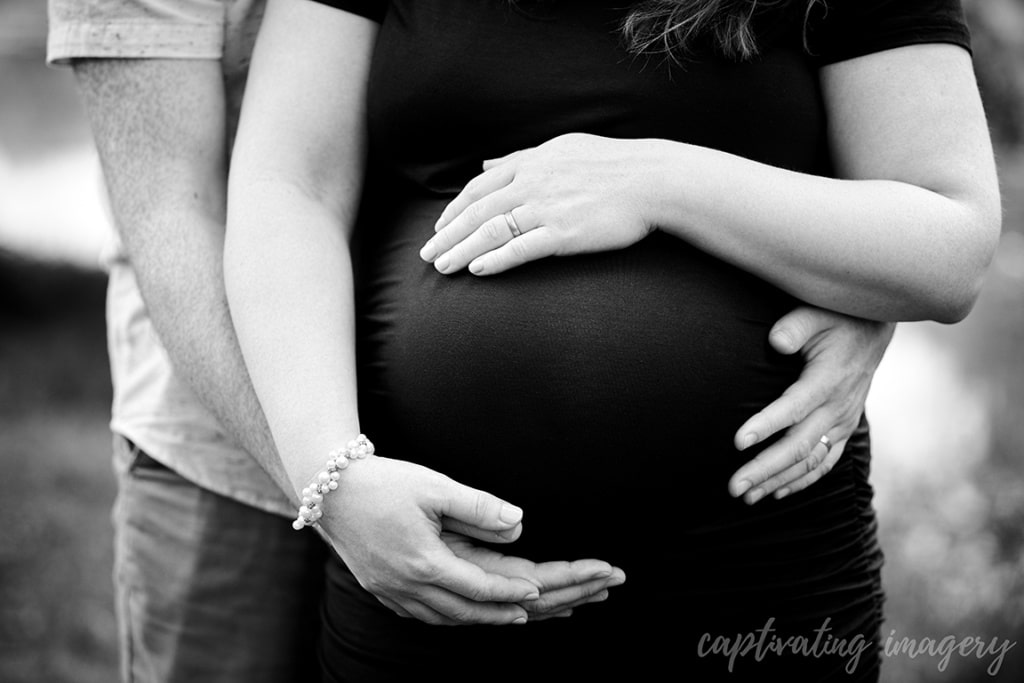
top-left (500, 504), bottom-right (524, 524)
top-left (733, 479), bottom-right (752, 497)
top-left (524, 591), bottom-right (540, 601)
top-left (775, 487), bottom-right (790, 499)
top-left (419, 241), bottom-right (437, 262)
top-left (513, 615), bottom-right (528, 625)
top-left (434, 254), bottom-right (450, 273)
top-left (746, 488), bottom-right (765, 504)
top-left (469, 260), bottom-right (484, 275)
top-left (740, 433), bottom-right (757, 450)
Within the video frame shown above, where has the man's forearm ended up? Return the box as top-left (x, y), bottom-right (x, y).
top-left (129, 215), bottom-right (296, 504)
top-left (71, 58), bottom-right (296, 505)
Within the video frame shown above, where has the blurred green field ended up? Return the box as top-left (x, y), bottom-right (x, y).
top-left (2, 0), bottom-right (1024, 681)
top-left (0, 252), bottom-right (117, 683)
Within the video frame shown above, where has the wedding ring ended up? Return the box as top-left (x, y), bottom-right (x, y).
top-left (503, 210), bottom-right (522, 238)
top-left (818, 434), bottom-right (832, 454)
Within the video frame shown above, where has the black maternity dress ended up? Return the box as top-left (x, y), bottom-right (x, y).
top-left (305, 1), bottom-right (971, 680)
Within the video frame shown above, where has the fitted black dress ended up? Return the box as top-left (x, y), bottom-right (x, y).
top-left (306, 1), bottom-right (971, 680)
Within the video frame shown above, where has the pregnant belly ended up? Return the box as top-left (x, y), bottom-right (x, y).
top-left (354, 198), bottom-right (804, 541)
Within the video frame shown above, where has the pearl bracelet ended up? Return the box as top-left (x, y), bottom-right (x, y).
top-left (291, 434), bottom-right (374, 531)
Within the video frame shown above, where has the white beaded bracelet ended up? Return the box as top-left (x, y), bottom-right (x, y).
top-left (291, 434), bottom-right (374, 531)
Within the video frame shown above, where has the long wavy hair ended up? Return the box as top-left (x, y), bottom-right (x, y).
top-left (620, 0), bottom-right (824, 61)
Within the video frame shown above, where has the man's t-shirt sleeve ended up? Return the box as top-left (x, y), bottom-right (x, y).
top-left (47, 0), bottom-right (226, 66)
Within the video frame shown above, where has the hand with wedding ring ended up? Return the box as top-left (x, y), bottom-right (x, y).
top-left (728, 306), bottom-right (895, 504)
top-left (420, 134), bottom-right (896, 507)
top-left (420, 133), bottom-right (654, 275)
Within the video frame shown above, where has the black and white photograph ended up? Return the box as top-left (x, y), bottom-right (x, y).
top-left (1, 0), bottom-right (1023, 681)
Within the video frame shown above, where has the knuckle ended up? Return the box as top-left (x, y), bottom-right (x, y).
top-left (743, 470), bottom-right (767, 487)
top-left (775, 313), bottom-right (812, 349)
top-left (778, 391), bottom-right (803, 416)
top-left (481, 218), bottom-right (506, 242)
top-left (424, 610), bottom-right (451, 625)
top-left (468, 577), bottom-right (495, 602)
top-left (567, 559), bottom-right (590, 580)
top-left (432, 229), bottom-right (454, 253)
top-left (462, 583), bottom-right (490, 603)
top-left (462, 175), bottom-right (486, 198)
top-left (405, 556), bottom-right (440, 583)
top-left (837, 416), bottom-right (859, 437)
top-left (788, 477), bottom-right (811, 494)
top-left (753, 408), bottom-right (780, 435)
top-left (462, 201), bottom-right (485, 228)
top-left (471, 491), bottom-right (491, 524)
top-left (785, 395), bottom-right (811, 423)
top-left (508, 236), bottom-right (532, 260)
top-left (527, 596), bottom-right (555, 614)
top-left (744, 456), bottom-right (771, 483)
top-left (793, 439), bottom-right (812, 464)
top-left (755, 445), bottom-right (783, 466)
top-left (436, 610), bottom-right (460, 626)
top-left (785, 313), bottom-right (812, 341)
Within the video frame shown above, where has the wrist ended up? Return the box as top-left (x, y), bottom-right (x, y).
top-left (273, 411), bottom-right (362, 498)
top-left (292, 433), bottom-right (375, 530)
top-left (633, 138), bottom-right (702, 237)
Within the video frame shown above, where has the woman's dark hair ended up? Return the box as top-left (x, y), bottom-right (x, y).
top-left (620, 0), bottom-right (823, 61)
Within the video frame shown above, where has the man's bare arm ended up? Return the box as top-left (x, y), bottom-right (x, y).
top-left (72, 58), bottom-right (294, 502)
top-left (70, 60), bottom-right (623, 623)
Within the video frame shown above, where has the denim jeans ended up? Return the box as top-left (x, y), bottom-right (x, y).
top-left (111, 436), bottom-right (328, 682)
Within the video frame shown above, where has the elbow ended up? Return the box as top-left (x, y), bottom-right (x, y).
top-left (911, 270), bottom-right (987, 325)
top-left (928, 281), bottom-right (984, 325)
top-left (923, 204), bottom-right (1002, 325)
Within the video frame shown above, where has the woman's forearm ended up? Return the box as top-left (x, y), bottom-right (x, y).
top-left (644, 45), bottom-right (1001, 324)
top-left (222, 0), bottom-right (374, 496)
top-left (640, 139), bottom-right (999, 323)
top-left (223, 180), bottom-right (361, 495)
top-left (425, 45), bottom-right (999, 323)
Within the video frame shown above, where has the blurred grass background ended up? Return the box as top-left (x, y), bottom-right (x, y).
top-left (1, 0), bottom-right (1023, 681)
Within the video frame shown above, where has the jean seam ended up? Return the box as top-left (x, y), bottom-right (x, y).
top-left (123, 586), bottom-right (137, 683)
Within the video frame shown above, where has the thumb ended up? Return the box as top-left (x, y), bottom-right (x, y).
top-left (769, 305), bottom-right (833, 355)
top-left (441, 481), bottom-right (525, 533)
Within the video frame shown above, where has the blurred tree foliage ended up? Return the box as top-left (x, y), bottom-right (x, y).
top-left (0, 248), bottom-right (110, 412)
top-left (964, 0), bottom-right (1024, 149)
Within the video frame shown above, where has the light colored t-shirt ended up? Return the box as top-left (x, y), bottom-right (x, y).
top-left (47, 0), bottom-right (292, 517)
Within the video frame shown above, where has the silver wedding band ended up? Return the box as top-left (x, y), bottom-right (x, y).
top-left (503, 210), bottom-right (522, 238)
top-left (818, 434), bottom-right (832, 454)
